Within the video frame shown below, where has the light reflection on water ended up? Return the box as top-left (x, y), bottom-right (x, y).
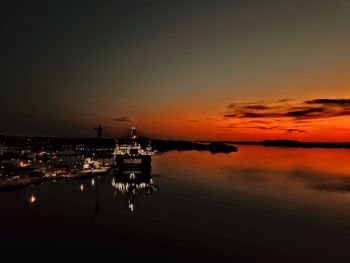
top-left (1, 145), bottom-right (350, 262)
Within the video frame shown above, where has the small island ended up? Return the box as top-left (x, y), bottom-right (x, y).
top-left (151, 140), bottom-right (238, 153)
top-left (200, 140), bottom-right (350, 149)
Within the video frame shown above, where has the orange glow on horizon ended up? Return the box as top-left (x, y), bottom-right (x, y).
top-left (105, 112), bottom-right (350, 142)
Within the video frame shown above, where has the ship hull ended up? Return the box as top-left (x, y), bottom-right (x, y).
top-left (115, 155), bottom-right (152, 169)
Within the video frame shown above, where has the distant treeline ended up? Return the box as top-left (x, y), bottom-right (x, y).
top-left (151, 140), bottom-right (238, 153)
top-left (200, 140), bottom-right (350, 149)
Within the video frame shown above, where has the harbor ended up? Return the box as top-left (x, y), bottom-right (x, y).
top-left (0, 125), bottom-right (237, 192)
top-left (0, 127), bottom-right (132, 191)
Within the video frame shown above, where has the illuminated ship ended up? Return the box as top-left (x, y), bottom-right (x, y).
top-left (113, 125), bottom-right (155, 169)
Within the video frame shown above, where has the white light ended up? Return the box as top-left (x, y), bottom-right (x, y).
top-left (29, 194), bottom-right (36, 204)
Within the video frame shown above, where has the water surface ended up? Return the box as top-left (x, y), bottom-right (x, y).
top-left (1, 145), bottom-right (350, 262)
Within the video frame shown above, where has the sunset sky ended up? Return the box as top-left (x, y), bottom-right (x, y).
top-left (1, 0), bottom-right (350, 141)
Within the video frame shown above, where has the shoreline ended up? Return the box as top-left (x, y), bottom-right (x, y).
top-left (0, 169), bottom-right (110, 192)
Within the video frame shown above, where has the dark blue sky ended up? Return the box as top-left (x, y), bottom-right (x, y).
top-left (1, 0), bottom-right (350, 140)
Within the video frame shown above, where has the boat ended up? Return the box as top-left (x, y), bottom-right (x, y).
top-left (91, 166), bottom-right (110, 175)
top-left (113, 125), bottom-right (155, 169)
top-left (71, 158), bottom-right (111, 178)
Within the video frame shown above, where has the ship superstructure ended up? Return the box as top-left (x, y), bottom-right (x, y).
top-left (113, 125), bottom-right (155, 169)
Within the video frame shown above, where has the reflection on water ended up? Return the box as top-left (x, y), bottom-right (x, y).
top-left (28, 193), bottom-right (36, 204)
top-left (21, 169), bottom-right (158, 213)
top-left (112, 170), bottom-right (158, 212)
top-left (2, 145), bottom-right (350, 262)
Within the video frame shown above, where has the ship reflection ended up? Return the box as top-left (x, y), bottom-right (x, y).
top-left (6, 169), bottom-right (157, 214)
top-left (112, 169), bottom-right (158, 212)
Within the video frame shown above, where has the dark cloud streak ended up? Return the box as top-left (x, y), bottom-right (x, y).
top-left (306, 99), bottom-right (350, 105)
top-left (112, 116), bottom-right (131, 122)
top-left (224, 98), bottom-right (350, 120)
top-left (221, 98), bottom-right (350, 133)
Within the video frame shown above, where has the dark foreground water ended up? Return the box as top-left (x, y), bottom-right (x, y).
top-left (2, 146), bottom-right (350, 262)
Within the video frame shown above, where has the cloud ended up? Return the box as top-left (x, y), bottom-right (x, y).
top-left (112, 116), bottom-right (131, 122)
top-left (242, 105), bottom-right (272, 110)
top-left (224, 98), bottom-right (350, 120)
top-left (221, 98), bottom-right (350, 133)
top-left (306, 99), bottom-right (350, 105)
top-left (247, 120), bottom-right (272, 124)
top-left (277, 98), bottom-right (296, 103)
top-left (217, 124), bottom-right (305, 133)
top-left (223, 114), bottom-right (237, 117)
top-left (285, 128), bottom-right (305, 133)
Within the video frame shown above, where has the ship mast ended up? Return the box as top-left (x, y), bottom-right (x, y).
top-left (130, 124), bottom-right (137, 140)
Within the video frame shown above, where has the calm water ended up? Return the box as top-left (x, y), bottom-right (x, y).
top-left (2, 145), bottom-right (350, 262)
